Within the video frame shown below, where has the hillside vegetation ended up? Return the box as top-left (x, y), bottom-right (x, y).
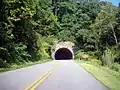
top-left (0, 0), bottom-right (120, 70)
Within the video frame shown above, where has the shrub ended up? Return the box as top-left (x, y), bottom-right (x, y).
top-left (36, 33), bottom-right (56, 60)
top-left (0, 59), bottom-right (10, 68)
top-left (10, 43), bottom-right (31, 64)
top-left (0, 47), bottom-right (9, 61)
top-left (110, 63), bottom-right (120, 72)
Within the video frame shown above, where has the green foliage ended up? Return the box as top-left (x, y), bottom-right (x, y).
top-left (0, 0), bottom-right (57, 68)
top-left (0, 59), bottom-right (10, 68)
top-left (0, 47), bottom-right (9, 61)
top-left (58, 30), bottom-right (76, 43)
top-left (14, 43), bottom-right (31, 64)
top-left (110, 63), bottom-right (120, 72)
top-left (90, 3), bottom-right (119, 51)
top-left (36, 32), bottom-right (57, 59)
top-left (88, 58), bottom-right (102, 66)
top-left (110, 44), bottom-right (120, 64)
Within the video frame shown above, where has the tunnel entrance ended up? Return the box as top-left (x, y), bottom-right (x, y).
top-left (55, 48), bottom-right (73, 60)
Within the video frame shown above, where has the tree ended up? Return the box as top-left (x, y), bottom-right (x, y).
top-left (91, 3), bottom-right (119, 51)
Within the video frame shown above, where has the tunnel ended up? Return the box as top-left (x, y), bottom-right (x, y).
top-left (54, 48), bottom-right (73, 60)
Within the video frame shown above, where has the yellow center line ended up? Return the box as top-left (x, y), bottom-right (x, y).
top-left (24, 62), bottom-right (62, 90)
top-left (30, 69), bottom-right (52, 90)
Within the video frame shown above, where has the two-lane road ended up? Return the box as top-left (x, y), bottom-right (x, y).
top-left (0, 60), bottom-right (108, 90)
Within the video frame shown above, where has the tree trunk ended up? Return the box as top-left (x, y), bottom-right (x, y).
top-left (111, 24), bottom-right (118, 45)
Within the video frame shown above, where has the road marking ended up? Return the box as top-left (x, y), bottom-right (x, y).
top-left (30, 69), bottom-right (52, 90)
top-left (25, 62), bottom-right (62, 90)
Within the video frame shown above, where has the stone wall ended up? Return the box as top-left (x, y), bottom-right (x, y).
top-left (52, 41), bottom-right (74, 60)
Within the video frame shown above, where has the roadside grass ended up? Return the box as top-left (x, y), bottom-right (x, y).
top-left (0, 59), bottom-right (52, 72)
top-left (76, 60), bottom-right (120, 90)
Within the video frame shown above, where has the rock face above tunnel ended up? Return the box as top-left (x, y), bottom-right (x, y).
top-left (52, 42), bottom-right (74, 60)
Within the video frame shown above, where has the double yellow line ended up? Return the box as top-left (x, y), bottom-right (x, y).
top-left (25, 62), bottom-right (62, 90)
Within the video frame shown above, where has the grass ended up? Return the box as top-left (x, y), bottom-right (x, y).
top-left (0, 59), bottom-right (52, 72)
top-left (76, 60), bottom-right (120, 90)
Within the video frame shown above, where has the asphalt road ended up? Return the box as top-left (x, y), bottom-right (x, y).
top-left (0, 60), bottom-right (108, 90)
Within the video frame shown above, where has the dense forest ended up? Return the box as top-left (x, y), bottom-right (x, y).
top-left (0, 0), bottom-right (120, 68)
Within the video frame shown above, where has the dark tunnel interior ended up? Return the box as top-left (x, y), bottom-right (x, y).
top-left (55, 48), bottom-right (73, 60)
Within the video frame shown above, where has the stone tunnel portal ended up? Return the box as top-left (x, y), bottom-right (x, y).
top-left (54, 48), bottom-right (73, 60)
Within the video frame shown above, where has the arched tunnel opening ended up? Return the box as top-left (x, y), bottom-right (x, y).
top-left (54, 48), bottom-right (73, 60)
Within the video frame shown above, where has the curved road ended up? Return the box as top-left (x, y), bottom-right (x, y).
top-left (0, 60), bottom-right (107, 90)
